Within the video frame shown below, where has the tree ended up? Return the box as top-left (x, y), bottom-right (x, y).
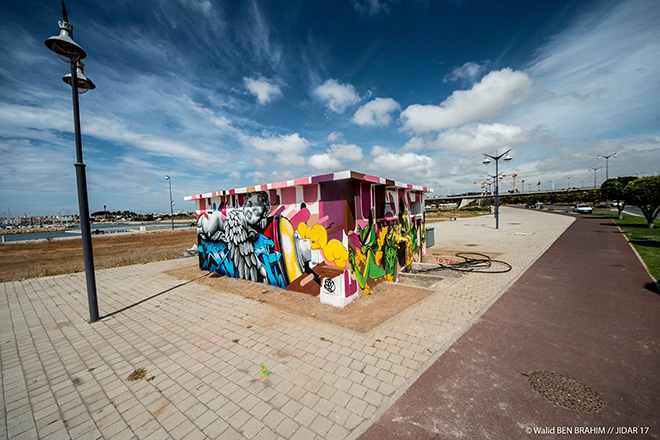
top-left (599, 176), bottom-right (638, 219)
top-left (623, 176), bottom-right (660, 228)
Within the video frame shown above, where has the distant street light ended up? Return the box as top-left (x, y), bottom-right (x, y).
top-left (45, 0), bottom-right (99, 323)
top-left (482, 149), bottom-right (512, 229)
top-left (589, 166), bottom-right (603, 188)
top-left (565, 175), bottom-right (572, 189)
top-left (598, 152), bottom-right (617, 180)
top-left (165, 175), bottom-right (174, 230)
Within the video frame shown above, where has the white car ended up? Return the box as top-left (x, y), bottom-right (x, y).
top-left (573, 204), bottom-right (593, 214)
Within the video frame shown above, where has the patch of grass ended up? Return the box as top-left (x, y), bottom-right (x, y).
top-left (615, 216), bottom-right (660, 280)
top-left (127, 368), bottom-right (146, 381)
top-left (598, 214), bottom-right (660, 280)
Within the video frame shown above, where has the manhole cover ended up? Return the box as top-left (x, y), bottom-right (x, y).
top-left (525, 370), bottom-right (604, 413)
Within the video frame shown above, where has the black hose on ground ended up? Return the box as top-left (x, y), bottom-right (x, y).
top-left (416, 252), bottom-right (512, 274)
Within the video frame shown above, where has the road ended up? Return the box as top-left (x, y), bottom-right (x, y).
top-left (538, 205), bottom-right (644, 217)
top-left (359, 212), bottom-right (660, 440)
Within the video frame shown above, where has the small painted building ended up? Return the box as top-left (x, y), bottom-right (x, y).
top-left (185, 170), bottom-right (432, 307)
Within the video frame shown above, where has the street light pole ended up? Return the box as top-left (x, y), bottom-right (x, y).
top-left (45, 1), bottom-right (99, 322)
top-left (166, 175), bottom-right (174, 230)
top-left (589, 166), bottom-right (603, 188)
top-left (482, 149), bottom-right (512, 229)
top-left (598, 152), bottom-right (617, 181)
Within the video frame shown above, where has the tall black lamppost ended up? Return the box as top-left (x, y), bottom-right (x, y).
top-left (482, 149), bottom-right (512, 229)
top-left (45, 1), bottom-right (99, 322)
top-left (598, 152), bottom-right (617, 181)
top-left (165, 175), bottom-right (175, 230)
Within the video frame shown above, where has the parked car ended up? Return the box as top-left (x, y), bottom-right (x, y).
top-left (573, 204), bottom-right (593, 214)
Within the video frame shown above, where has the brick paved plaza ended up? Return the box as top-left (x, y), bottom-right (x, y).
top-left (1, 208), bottom-right (573, 439)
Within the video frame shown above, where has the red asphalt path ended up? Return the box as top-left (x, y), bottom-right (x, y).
top-left (358, 214), bottom-right (660, 440)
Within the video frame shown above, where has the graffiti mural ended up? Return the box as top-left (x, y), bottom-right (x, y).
top-left (188, 172), bottom-right (430, 306)
top-left (347, 207), bottom-right (423, 295)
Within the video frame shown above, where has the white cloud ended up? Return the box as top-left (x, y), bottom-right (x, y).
top-left (401, 68), bottom-right (532, 133)
top-left (432, 123), bottom-right (528, 153)
top-left (353, 97), bottom-right (400, 126)
top-left (253, 170), bottom-right (295, 183)
top-left (369, 146), bottom-right (436, 176)
top-left (308, 153), bottom-right (345, 172)
top-left (444, 61), bottom-right (487, 83)
top-left (313, 79), bottom-right (360, 113)
top-left (242, 132), bottom-right (309, 166)
top-left (243, 77), bottom-right (283, 104)
top-left (176, 95), bottom-right (235, 132)
top-left (327, 131), bottom-right (343, 142)
top-left (509, 0), bottom-right (660, 141)
top-left (401, 137), bottom-right (426, 151)
top-left (309, 143), bottom-right (363, 172)
top-left (329, 143), bottom-right (364, 161)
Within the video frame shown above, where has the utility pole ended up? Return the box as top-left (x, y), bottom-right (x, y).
top-left (598, 152), bottom-right (617, 180)
top-left (589, 166), bottom-right (603, 188)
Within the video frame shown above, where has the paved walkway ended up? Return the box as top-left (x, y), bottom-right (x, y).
top-left (357, 214), bottom-right (660, 439)
top-left (1, 208), bottom-right (573, 439)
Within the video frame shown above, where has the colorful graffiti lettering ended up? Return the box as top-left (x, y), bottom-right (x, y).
top-left (348, 211), bottom-right (387, 294)
top-left (348, 208), bottom-right (424, 294)
top-left (197, 189), bottom-right (352, 296)
top-left (194, 177), bottom-right (426, 301)
top-left (297, 223), bottom-right (348, 269)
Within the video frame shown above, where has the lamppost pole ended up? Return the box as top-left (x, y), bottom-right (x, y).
top-left (589, 166), bottom-right (602, 189)
top-left (166, 175), bottom-right (174, 230)
top-left (45, 1), bottom-right (99, 322)
top-left (71, 63), bottom-right (99, 322)
top-left (482, 149), bottom-right (512, 229)
top-left (598, 152), bottom-right (617, 181)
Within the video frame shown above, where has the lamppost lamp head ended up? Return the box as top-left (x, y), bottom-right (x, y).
top-left (45, 20), bottom-right (86, 63)
top-left (482, 157), bottom-right (491, 165)
top-left (62, 61), bottom-right (95, 93)
top-left (165, 175), bottom-right (170, 180)
top-left (503, 153), bottom-right (512, 162)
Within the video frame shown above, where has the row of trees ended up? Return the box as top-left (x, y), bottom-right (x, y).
top-left (498, 191), bottom-right (600, 206)
top-left (600, 175), bottom-right (660, 228)
top-left (495, 175), bottom-right (659, 228)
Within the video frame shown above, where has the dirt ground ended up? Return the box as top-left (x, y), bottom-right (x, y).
top-left (0, 228), bottom-right (197, 282)
top-left (165, 265), bottom-right (437, 333)
top-left (2, 226), bottom-right (479, 334)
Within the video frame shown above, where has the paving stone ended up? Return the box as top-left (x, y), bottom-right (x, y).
top-left (0, 209), bottom-right (572, 440)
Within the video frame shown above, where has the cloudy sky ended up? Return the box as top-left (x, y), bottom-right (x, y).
top-left (1, 0), bottom-right (659, 216)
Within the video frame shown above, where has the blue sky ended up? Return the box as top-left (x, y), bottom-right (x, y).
top-left (1, 0), bottom-right (659, 216)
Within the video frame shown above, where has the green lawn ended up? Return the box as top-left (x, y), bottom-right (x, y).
top-left (602, 214), bottom-right (660, 281)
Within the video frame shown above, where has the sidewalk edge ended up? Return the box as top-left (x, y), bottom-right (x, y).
top-left (346, 214), bottom-right (576, 440)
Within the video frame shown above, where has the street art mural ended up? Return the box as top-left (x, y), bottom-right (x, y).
top-left (189, 172), bottom-right (429, 307)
